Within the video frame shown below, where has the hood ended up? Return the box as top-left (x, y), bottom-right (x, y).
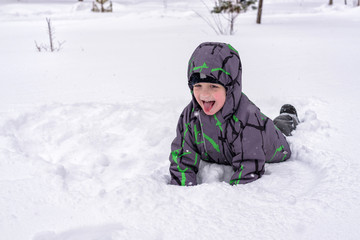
top-left (187, 42), bottom-right (242, 119)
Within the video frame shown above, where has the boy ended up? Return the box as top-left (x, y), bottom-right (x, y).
top-left (169, 42), bottom-right (299, 186)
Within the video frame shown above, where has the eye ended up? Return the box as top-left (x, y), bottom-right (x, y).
top-left (194, 84), bottom-right (202, 88)
top-left (210, 84), bottom-right (219, 88)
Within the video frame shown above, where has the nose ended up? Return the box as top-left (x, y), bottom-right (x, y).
top-left (200, 87), bottom-right (211, 99)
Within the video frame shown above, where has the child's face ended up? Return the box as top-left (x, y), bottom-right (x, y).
top-left (193, 82), bottom-right (226, 115)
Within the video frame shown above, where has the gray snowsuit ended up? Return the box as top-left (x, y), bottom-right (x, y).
top-left (169, 42), bottom-right (291, 186)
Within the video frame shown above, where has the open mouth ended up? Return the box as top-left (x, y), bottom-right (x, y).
top-left (202, 100), bottom-right (215, 112)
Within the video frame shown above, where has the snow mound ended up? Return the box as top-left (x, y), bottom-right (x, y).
top-left (0, 102), bottom-right (176, 196)
top-left (0, 99), bottom-right (332, 191)
top-left (1, 100), bottom-right (359, 239)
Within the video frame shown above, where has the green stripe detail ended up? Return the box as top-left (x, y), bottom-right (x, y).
top-left (211, 68), bottom-right (230, 75)
top-left (233, 115), bottom-right (239, 123)
top-left (230, 165), bottom-right (244, 185)
top-left (228, 44), bottom-right (238, 53)
top-left (171, 150), bottom-right (191, 186)
top-left (260, 112), bottom-right (267, 121)
top-left (203, 133), bottom-right (220, 153)
top-left (214, 115), bottom-right (223, 132)
top-left (188, 57), bottom-right (195, 66)
top-left (171, 149), bottom-right (180, 164)
top-left (171, 121), bottom-right (192, 186)
top-left (182, 123), bottom-right (190, 148)
top-left (269, 145), bottom-right (284, 162)
top-left (195, 122), bottom-right (220, 153)
top-left (194, 124), bottom-right (204, 145)
top-left (177, 165), bottom-right (188, 186)
top-left (171, 149), bottom-right (191, 165)
top-left (190, 59), bottom-right (230, 76)
top-left (192, 62), bottom-right (209, 73)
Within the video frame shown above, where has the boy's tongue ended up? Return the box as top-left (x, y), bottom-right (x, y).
top-left (203, 101), bottom-right (215, 112)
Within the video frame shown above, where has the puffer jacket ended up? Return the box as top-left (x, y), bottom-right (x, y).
top-left (169, 42), bottom-right (291, 186)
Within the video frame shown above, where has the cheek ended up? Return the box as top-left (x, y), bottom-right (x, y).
top-left (193, 90), bottom-right (201, 103)
top-left (214, 92), bottom-right (226, 104)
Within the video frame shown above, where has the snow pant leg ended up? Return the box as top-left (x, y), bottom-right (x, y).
top-left (273, 115), bottom-right (296, 136)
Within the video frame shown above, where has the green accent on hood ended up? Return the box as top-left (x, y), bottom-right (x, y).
top-left (203, 133), bottom-right (220, 153)
top-left (192, 62), bottom-right (209, 73)
top-left (188, 57), bottom-right (195, 66)
top-left (228, 44), bottom-right (238, 53)
top-left (214, 114), bottom-right (223, 132)
top-left (260, 112), bottom-right (267, 121)
top-left (211, 68), bottom-right (230, 75)
top-left (230, 165), bottom-right (244, 185)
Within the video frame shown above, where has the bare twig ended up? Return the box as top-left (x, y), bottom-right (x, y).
top-left (34, 41), bottom-right (42, 52)
top-left (194, 11), bottom-right (220, 35)
top-left (57, 41), bottom-right (66, 52)
top-left (34, 18), bottom-right (65, 52)
top-left (46, 18), bottom-right (54, 52)
top-left (195, 0), bottom-right (228, 35)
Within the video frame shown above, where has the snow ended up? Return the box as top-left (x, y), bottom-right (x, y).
top-left (1, 0), bottom-right (360, 239)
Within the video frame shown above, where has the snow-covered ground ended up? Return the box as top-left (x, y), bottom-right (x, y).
top-left (1, 0), bottom-right (360, 239)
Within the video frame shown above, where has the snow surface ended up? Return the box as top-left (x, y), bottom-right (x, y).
top-left (1, 0), bottom-right (360, 239)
